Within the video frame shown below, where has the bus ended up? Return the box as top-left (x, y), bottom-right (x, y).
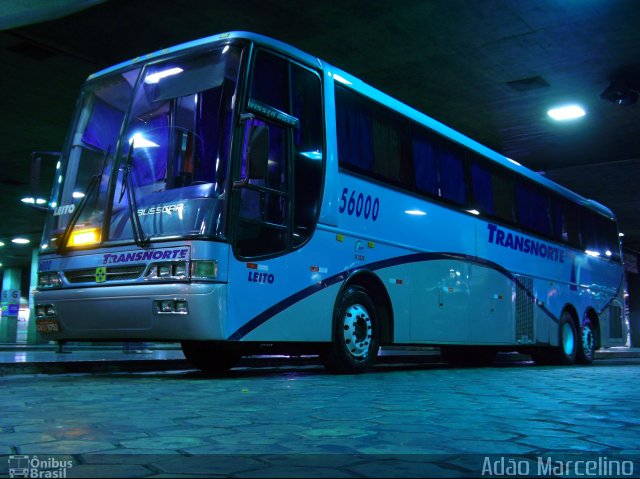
top-left (33, 31), bottom-right (627, 373)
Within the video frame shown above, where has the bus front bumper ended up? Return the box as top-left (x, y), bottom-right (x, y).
top-left (34, 282), bottom-right (228, 341)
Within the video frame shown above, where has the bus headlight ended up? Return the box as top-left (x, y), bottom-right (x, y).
top-left (191, 260), bottom-right (217, 279)
top-left (36, 304), bottom-right (57, 317)
top-left (145, 261), bottom-right (188, 281)
top-left (38, 272), bottom-right (62, 289)
top-left (154, 299), bottom-right (188, 315)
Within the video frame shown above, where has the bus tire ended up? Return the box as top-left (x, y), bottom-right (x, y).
top-left (321, 286), bottom-right (380, 374)
top-left (440, 346), bottom-right (497, 367)
top-left (181, 341), bottom-right (241, 374)
top-left (576, 318), bottom-right (595, 365)
top-left (532, 311), bottom-right (578, 365)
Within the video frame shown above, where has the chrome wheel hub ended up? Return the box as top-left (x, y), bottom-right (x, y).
top-left (581, 323), bottom-right (594, 358)
top-left (342, 303), bottom-right (372, 359)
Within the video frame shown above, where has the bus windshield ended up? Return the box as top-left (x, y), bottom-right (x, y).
top-left (42, 44), bottom-right (242, 251)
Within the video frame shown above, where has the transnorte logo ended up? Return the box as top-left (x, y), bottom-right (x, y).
top-left (487, 223), bottom-right (565, 263)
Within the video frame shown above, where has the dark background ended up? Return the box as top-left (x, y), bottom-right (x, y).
top-left (1, 0), bottom-right (639, 272)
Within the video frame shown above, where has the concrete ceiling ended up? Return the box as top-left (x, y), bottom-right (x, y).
top-left (1, 0), bottom-right (639, 270)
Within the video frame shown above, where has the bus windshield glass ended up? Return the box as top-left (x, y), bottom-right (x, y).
top-left (42, 44), bottom-right (242, 251)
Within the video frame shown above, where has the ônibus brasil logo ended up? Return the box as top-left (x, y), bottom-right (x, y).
top-left (7, 455), bottom-right (73, 478)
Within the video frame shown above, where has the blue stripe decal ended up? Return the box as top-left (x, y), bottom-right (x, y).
top-left (228, 252), bottom-right (561, 340)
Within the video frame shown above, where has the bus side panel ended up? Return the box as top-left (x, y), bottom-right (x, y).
top-left (238, 282), bottom-right (338, 342)
top-left (379, 264), bottom-right (413, 344)
top-left (468, 264), bottom-right (515, 345)
top-left (410, 259), bottom-right (471, 343)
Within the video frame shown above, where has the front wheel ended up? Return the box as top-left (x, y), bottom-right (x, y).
top-left (321, 286), bottom-right (380, 374)
top-left (181, 341), bottom-right (241, 375)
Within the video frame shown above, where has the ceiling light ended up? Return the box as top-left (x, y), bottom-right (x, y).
top-left (600, 80), bottom-right (638, 106)
top-left (12, 238), bottom-right (30, 244)
top-left (547, 105), bottom-right (586, 121)
top-left (21, 196), bottom-right (47, 205)
top-left (0, 241), bottom-right (4, 247)
top-left (619, 232), bottom-right (625, 237)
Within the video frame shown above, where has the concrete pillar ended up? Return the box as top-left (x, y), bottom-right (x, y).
top-left (628, 272), bottom-right (640, 348)
top-left (0, 268), bottom-right (21, 343)
top-left (27, 248), bottom-right (47, 344)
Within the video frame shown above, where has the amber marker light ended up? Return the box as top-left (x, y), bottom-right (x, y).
top-left (68, 227), bottom-right (101, 247)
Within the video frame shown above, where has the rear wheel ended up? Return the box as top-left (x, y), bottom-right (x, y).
top-left (532, 311), bottom-right (578, 365)
top-left (321, 286), bottom-right (380, 374)
top-left (181, 341), bottom-right (241, 374)
top-left (576, 318), bottom-right (595, 364)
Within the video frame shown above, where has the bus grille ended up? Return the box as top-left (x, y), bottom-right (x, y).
top-left (515, 275), bottom-right (534, 343)
top-left (64, 265), bottom-right (146, 283)
top-left (609, 305), bottom-right (623, 338)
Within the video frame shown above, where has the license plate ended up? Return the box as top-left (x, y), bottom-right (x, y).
top-left (36, 319), bottom-right (61, 333)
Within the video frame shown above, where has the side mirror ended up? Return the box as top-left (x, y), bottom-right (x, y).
top-left (27, 151), bottom-right (60, 211)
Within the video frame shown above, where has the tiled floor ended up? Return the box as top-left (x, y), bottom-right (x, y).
top-left (1, 355), bottom-right (639, 477)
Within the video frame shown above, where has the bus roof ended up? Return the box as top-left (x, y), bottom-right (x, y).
top-left (88, 31), bottom-right (614, 220)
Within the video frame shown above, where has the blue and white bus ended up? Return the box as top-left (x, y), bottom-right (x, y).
top-left (34, 32), bottom-right (627, 373)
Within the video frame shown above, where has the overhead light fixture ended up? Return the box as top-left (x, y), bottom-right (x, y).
top-left (600, 79), bottom-right (638, 106)
top-left (619, 232), bottom-right (625, 237)
top-left (0, 241), bottom-right (4, 247)
top-left (12, 238), bottom-right (30, 245)
top-left (547, 105), bottom-right (586, 121)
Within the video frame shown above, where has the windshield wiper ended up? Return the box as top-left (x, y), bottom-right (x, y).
top-left (59, 147), bottom-right (110, 254)
top-left (119, 140), bottom-right (148, 247)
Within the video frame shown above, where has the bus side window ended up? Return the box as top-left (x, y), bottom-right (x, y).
top-left (413, 136), bottom-right (438, 196)
top-left (291, 64), bottom-right (323, 247)
top-left (551, 197), bottom-right (580, 247)
top-left (437, 144), bottom-right (467, 205)
top-left (412, 131), bottom-right (466, 206)
top-left (516, 180), bottom-right (552, 237)
top-left (470, 160), bottom-right (514, 222)
top-left (582, 212), bottom-right (621, 261)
